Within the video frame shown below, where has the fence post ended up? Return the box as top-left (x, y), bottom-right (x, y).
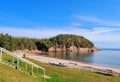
top-left (16, 59), bottom-right (19, 69)
top-left (43, 69), bottom-right (45, 79)
top-left (31, 65), bottom-right (33, 75)
top-left (12, 58), bottom-right (14, 65)
top-left (0, 50), bottom-right (2, 62)
top-left (37, 68), bottom-right (38, 75)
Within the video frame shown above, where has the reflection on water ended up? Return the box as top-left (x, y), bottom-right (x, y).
top-left (39, 51), bottom-right (94, 62)
top-left (39, 49), bottom-right (120, 68)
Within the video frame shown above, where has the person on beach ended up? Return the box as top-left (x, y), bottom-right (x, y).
top-left (23, 54), bottom-right (26, 58)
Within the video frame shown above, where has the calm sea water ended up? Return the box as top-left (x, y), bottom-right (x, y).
top-left (40, 49), bottom-right (120, 68)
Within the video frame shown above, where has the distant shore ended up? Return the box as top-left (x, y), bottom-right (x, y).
top-left (15, 51), bottom-right (120, 77)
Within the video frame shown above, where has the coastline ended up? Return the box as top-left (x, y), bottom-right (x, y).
top-left (22, 54), bottom-right (120, 77)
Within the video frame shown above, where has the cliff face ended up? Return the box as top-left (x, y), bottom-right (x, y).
top-left (48, 46), bottom-right (100, 53)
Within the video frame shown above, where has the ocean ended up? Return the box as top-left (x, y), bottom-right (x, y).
top-left (40, 49), bottom-right (120, 68)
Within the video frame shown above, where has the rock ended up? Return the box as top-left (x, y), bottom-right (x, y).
top-left (56, 48), bottom-right (62, 52)
top-left (48, 47), bottom-right (55, 52)
top-left (79, 48), bottom-right (89, 53)
top-left (91, 47), bottom-right (100, 51)
top-left (48, 47), bottom-right (62, 52)
top-left (69, 46), bottom-right (78, 52)
top-left (79, 47), bottom-right (100, 53)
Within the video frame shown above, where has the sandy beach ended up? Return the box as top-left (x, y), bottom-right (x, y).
top-left (21, 54), bottom-right (120, 77)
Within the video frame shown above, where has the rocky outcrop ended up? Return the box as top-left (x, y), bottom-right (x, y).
top-left (48, 46), bottom-right (100, 53)
top-left (48, 47), bottom-right (55, 52)
top-left (56, 48), bottom-right (62, 52)
top-left (91, 47), bottom-right (100, 51)
top-left (79, 48), bottom-right (89, 53)
top-left (69, 46), bottom-right (78, 52)
top-left (48, 47), bottom-right (62, 52)
top-left (79, 47), bottom-right (100, 53)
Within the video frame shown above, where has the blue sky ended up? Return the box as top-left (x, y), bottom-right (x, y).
top-left (0, 0), bottom-right (120, 48)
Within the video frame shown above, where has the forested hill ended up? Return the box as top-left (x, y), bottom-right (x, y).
top-left (50, 34), bottom-right (94, 48)
top-left (0, 33), bottom-right (94, 51)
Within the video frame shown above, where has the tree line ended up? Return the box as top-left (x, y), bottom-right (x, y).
top-left (0, 33), bottom-right (94, 51)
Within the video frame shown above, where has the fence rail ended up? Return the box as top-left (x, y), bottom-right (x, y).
top-left (0, 47), bottom-right (45, 78)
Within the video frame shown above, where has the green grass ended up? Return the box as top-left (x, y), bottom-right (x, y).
top-left (0, 63), bottom-right (45, 82)
top-left (2, 53), bottom-right (44, 76)
top-left (0, 53), bottom-right (120, 82)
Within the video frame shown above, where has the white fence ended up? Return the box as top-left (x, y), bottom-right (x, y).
top-left (0, 47), bottom-right (45, 78)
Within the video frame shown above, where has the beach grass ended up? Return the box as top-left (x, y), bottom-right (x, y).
top-left (0, 53), bottom-right (120, 82)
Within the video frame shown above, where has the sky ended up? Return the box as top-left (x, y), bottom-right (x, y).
top-left (0, 0), bottom-right (120, 48)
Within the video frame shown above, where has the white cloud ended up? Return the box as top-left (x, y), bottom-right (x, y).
top-left (75, 15), bottom-right (120, 26)
top-left (76, 15), bottom-right (103, 23)
top-left (83, 27), bottom-right (120, 42)
top-left (71, 23), bottom-right (82, 26)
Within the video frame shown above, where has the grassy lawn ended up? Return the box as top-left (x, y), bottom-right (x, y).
top-left (0, 53), bottom-right (120, 82)
top-left (2, 53), bottom-right (44, 76)
top-left (0, 63), bottom-right (45, 82)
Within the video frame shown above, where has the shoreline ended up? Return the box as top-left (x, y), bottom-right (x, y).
top-left (23, 54), bottom-right (120, 77)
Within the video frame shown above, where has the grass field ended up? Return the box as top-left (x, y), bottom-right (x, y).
top-left (0, 53), bottom-right (120, 82)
